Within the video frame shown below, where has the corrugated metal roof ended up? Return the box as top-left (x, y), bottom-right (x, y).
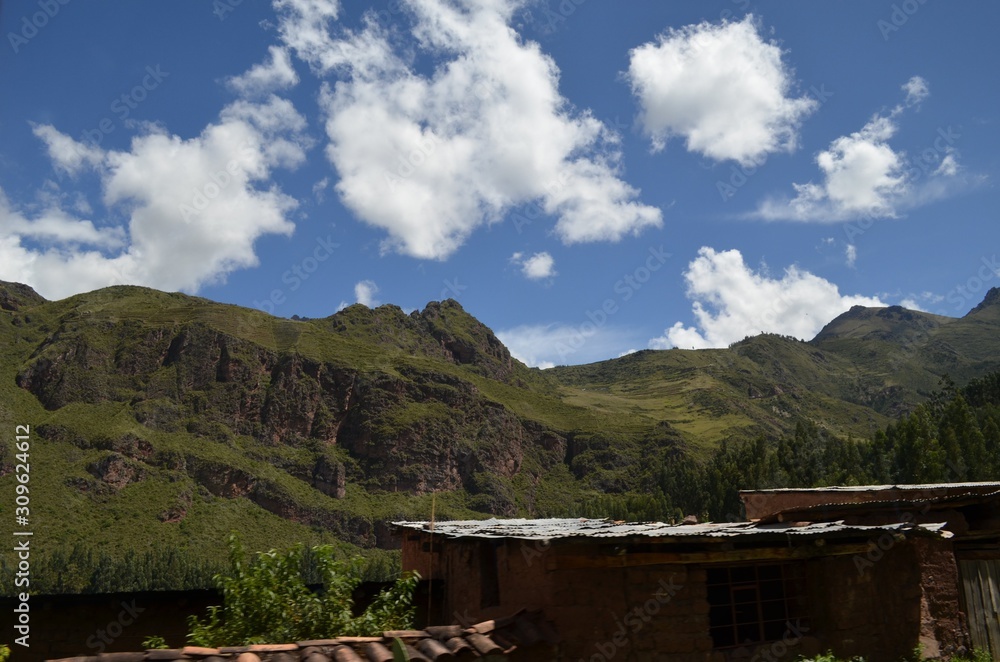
top-left (393, 517), bottom-right (950, 541)
top-left (741, 482), bottom-right (1000, 494)
top-left (750, 489), bottom-right (1000, 524)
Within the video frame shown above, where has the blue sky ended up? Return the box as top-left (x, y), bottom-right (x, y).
top-left (1, 0), bottom-right (997, 367)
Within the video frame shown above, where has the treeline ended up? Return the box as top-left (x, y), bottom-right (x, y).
top-left (560, 372), bottom-right (1000, 523)
top-left (0, 543), bottom-right (402, 596)
top-left (0, 545), bottom-right (222, 595)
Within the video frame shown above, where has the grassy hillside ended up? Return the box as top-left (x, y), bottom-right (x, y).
top-left (2, 281), bottom-right (999, 593)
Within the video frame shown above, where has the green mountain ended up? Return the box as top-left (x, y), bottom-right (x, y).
top-left (2, 281), bottom-right (1000, 592)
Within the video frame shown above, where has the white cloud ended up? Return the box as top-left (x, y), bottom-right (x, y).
top-left (626, 14), bottom-right (817, 166)
top-left (0, 190), bottom-right (123, 249)
top-left (935, 151), bottom-right (959, 177)
top-left (312, 176), bottom-right (330, 202)
top-left (354, 279), bottom-right (379, 307)
top-left (511, 251), bottom-right (556, 280)
top-left (845, 244), bottom-right (857, 268)
top-left (754, 77), bottom-right (969, 222)
top-left (902, 75), bottom-right (929, 107)
top-left (227, 45), bottom-right (299, 96)
top-left (31, 123), bottom-right (104, 175)
top-left (2, 95), bottom-right (309, 300)
top-left (757, 114), bottom-right (907, 221)
top-left (498, 322), bottom-right (634, 368)
top-left (899, 297), bottom-right (927, 312)
top-left (276, 0), bottom-right (660, 260)
top-left (649, 247), bottom-right (885, 349)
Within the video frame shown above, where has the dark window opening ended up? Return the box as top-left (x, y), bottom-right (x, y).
top-left (480, 540), bottom-right (501, 608)
top-left (706, 563), bottom-right (807, 649)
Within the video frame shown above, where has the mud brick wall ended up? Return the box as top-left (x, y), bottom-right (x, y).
top-left (912, 537), bottom-right (968, 656)
top-left (805, 538), bottom-right (967, 662)
top-left (404, 534), bottom-right (967, 662)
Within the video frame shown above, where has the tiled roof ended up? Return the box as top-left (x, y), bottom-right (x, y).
top-left (393, 517), bottom-right (952, 540)
top-left (46, 609), bottom-right (559, 662)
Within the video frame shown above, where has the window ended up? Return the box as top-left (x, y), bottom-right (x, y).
top-left (480, 540), bottom-right (501, 608)
top-left (706, 563), bottom-right (807, 648)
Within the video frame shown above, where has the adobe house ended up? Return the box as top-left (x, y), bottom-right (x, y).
top-left (742, 482), bottom-right (1000, 659)
top-left (395, 516), bottom-right (960, 662)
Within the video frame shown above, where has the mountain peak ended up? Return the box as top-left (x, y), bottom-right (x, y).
top-left (812, 303), bottom-right (943, 344)
top-left (0, 281), bottom-right (47, 312)
top-left (967, 287), bottom-right (1000, 317)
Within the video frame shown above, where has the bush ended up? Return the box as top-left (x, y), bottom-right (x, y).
top-left (186, 534), bottom-right (419, 646)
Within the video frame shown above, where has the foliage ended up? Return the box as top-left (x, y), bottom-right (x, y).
top-left (186, 534), bottom-right (418, 646)
top-left (649, 372), bottom-right (1000, 521)
top-left (141, 635), bottom-right (169, 649)
top-left (795, 653), bottom-right (865, 662)
top-left (0, 544), bottom-right (223, 595)
top-left (951, 649), bottom-right (992, 662)
top-left (2, 279), bottom-right (1000, 597)
top-left (0, 644), bottom-right (9, 662)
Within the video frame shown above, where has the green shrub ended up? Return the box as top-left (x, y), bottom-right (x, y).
top-left (951, 649), bottom-right (992, 662)
top-left (187, 534), bottom-right (419, 646)
top-left (141, 635), bottom-right (169, 649)
top-left (0, 644), bottom-right (10, 662)
top-left (796, 653), bottom-right (865, 662)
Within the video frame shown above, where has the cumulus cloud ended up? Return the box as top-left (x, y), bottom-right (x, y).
top-left (354, 279), bottom-right (379, 307)
top-left (754, 77), bottom-right (968, 222)
top-left (649, 247), bottom-right (885, 349)
top-left (31, 123), bottom-right (104, 175)
top-left (511, 251), bottom-right (556, 280)
top-left (756, 114), bottom-right (907, 221)
top-left (0, 190), bottom-right (123, 249)
top-left (626, 14), bottom-right (817, 166)
top-left (227, 45), bottom-right (299, 96)
top-left (276, 0), bottom-right (660, 260)
top-left (1, 94), bottom-right (309, 300)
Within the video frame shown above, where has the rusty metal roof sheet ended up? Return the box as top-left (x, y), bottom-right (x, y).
top-left (741, 482), bottom-right (1000, 494)
top-left (393, 517), bottom-right (951, 540)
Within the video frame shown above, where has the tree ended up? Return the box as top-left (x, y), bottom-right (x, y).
top-left (186, 534), bottom-right (419, 646)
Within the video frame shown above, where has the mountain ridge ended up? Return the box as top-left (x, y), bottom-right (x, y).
top-left (2, 280), bottom-right (1000, 583)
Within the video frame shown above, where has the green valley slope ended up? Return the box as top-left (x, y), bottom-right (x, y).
top-left (2, 281), bottom-right (999, 590)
